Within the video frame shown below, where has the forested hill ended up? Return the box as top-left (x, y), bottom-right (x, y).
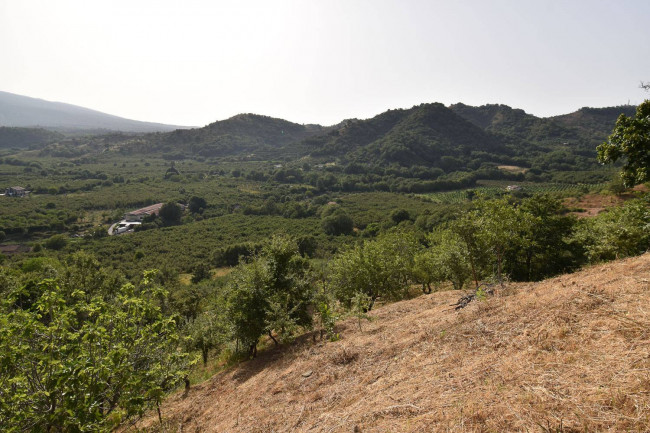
top-left (141, 113), bottom-right (333, 158)
top-left (299, 103), bottom-right (506, 166)
top-left (551, 105), bottom-right (637, 139)
top-left (0, 127), bottom-right (64, 149)
top-left (449, 103), bottom-right (575, 143)
top-left (450, 103), bottom-right (636, 145)
top-left (24, 100), bottom-right (628, 178)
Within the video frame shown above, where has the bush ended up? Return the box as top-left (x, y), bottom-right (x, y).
top-left (321, 211), bottom-right (354, 236)
top-left (44, 234), bottom-right (67, 250)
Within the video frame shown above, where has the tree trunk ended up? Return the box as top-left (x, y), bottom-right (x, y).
top-left (202, 346), bottom-right (209, 366)
top-left (268, 330), bottom-right (278, 346)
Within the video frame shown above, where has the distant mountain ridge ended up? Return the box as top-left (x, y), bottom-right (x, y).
top-left (116, 101), bottom-right (636, 180)
top-left (0, 91), bottom-right (189, 133)
top-left (301, 103), bottom-right (506, 166)
top-left (0, 90), bottom-right (637, 176)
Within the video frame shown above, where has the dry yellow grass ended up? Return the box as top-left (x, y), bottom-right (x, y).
top-left (497, 165), bottom-right (528, 174)
top-left (133, 254), bottom-right (650, 432)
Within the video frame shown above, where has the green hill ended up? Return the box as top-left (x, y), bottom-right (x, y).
top-left (0, 127), bottom-right (64, 149)
top-left (302, 103), bottom-right (505, 167)
top-left (138, 113), bottom-right (332, 158)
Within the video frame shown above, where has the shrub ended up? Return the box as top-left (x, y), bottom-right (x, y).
top-left (44, 234), bottom-right (67, 250)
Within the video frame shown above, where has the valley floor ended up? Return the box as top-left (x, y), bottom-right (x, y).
top-left (134, 254), bottom-right (650, 432)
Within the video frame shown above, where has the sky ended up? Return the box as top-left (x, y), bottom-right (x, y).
top-left (1, 0), bottom-right (649, 127)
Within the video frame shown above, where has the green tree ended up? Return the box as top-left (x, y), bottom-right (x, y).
top-left (159, 202), bottom-right (183, 226)
top-left (321, 210), bottom-right (354, 236)
top-left (188, 196), bottom-right (207, 214)
top-left (329, 230), bottom-right (418, 310)
top-left (226, 235), bottom-right (313, 357)
top-left (390, 208), bottom-right (411, 225)
top-left (573, 198), bottom-right (650, 263)
top-left (415, 229), bottom-right (473, 292)
top-left (597, 100), bottom-right (650, 187)
top-left (184, 309), bottom-right (228, 366)
top-left (190, 262), bottom-right (212, 284)
top-left (0, 270), bottom-right (192, 432)
top-left (44, 234), bottom-right (67, 250)
top-left (511, 195), bottom-right (578, 281)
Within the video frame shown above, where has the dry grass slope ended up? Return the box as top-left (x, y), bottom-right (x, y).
top-left (134, 254), bottom-right (650, 432)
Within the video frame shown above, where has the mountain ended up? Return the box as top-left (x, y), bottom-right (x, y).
top-left (135, 253), bottom-right (650, 432)
top-left (131, 113), bottom-right (333, 158)
top-left (450, 103), bottom-right (636, 145)
top-left (449, 103), bottom-right (576, 143)
top-left (551, 105), bottom-right (637, 140)
top-left (0, 91), bottom-right (188, 133)
top-left (301, 103), bottom-right (506, 166)
top-left (0, 127), bottom-right (64, 149)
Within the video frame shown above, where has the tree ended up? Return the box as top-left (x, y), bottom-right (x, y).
top-left (184, 309), bottom-right (228, 366)
top-left (413, 229), bottom-right (473, 292)
top-left (159, 202), bottom-right (183, 226)
top-left (597, 100), bottom-right (650, 187)
top-left (43, 234), bottom-right (67, 250)
top-left (188, 196), bottom-right (207, 214)
top-left (0, 270), bottom-right (192, 432)
top-left (329, 230), bottom-right (418, 310)
top-left (321, 210), bottom-right (354, 236)
top-left (573, 198), bottom-right (650, 263)
top-left (390, 208), bottom-right (411, 225)
top-left (190, 262), bottom-right (211, 284)
top-left (226, 235), bottom-right (313, 357)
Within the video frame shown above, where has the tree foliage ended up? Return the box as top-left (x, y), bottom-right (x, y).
top-left (159, 202), bottom-right (183, 226)
top-left (0, 269), bottom-right (191, 432)
top-left (226, 235), bottom-right (313, 356)
top-left (328, 230), bottom-right (419, 309)
top-left (597, 100), bottom-right (650, 187)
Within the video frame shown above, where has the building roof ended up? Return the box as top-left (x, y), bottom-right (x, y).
top-left (9, 186), bottom-right (27, 191)
top-left (126, 203), bottom-right (164, 216)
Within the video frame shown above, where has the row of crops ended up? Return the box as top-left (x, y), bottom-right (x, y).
top-left (420, 182), bottom-right (606, 204)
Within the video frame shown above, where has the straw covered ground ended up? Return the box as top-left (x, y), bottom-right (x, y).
top-left (133, 254), bottom-right (650, 432)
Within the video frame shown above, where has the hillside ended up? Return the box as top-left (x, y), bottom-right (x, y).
top-left (0, 126), bottom-right (64, 149)
top-left (301, 103), bottom-right (506, 167)
top-left (450, 103), bottom-right (637, 148)
top-left (0, 91), bottom-right (186, 133)
top-left (449, 103), bottom-right (576, 143)
top-left (137, 254), bottom-right (650, 432)
top-left (139, 113), bottom-right (332, 158)
top-left (551, 106), bottom-right (637, 140)
top-left (113, 102), bottom-right (632, 178)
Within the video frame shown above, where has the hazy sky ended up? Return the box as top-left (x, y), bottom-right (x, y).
top-left (1, 0), bottom-right (649, 126)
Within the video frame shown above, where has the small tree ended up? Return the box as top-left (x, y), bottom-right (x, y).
top-left (225, 235), bottom-right (313, 357)
top-left (43, 234), bottom-right (67, 250)
top-left (191, 262), bottom-right (212, 284)
top-left (188, 196), bottom-right (207, 214)
top-left (185, 309), bottom-right (228, 366)
top-left (329, 230), bottom-right (418, 309)
top-left (321, 211), bottom-right (354, 236)
top-left (159, 202), bottom-right (183, 226)
top-left (351, 291), bottom-right (373, 331)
